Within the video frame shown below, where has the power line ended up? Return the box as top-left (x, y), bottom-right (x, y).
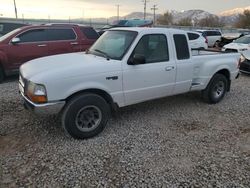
top-left (142, 0), bottom-right (149, 20)
top-left (151, 4), bottom-right (158, 26)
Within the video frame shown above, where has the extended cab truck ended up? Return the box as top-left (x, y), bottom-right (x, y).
top-left (19, 28), bottom-right (240, 139)
top-left (0, 24), bottom-right (99, 83)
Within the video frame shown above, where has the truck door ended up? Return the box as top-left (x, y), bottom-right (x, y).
top-left (122, 34), bottom-right (176, 105)
top-left (172, 34), bottom-right (193, 94)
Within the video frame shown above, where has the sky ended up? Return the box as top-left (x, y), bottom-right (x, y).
top-left (0, 0), bottom-right (250, 20)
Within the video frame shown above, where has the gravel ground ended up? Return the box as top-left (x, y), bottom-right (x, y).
top-left (0, 75), bottom-right (250, 187)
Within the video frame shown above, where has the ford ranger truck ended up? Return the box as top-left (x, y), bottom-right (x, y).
top-left (19, 28), bottom-right (241, 139)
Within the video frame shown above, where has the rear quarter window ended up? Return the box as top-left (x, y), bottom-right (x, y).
top-left (206, 31), bottom-right (221, 36)
top-left (173, 34), bottom-right (190, 60)
top-left (80, 27), bottom-right (99, 39)
top-left (47, 28), bottom-right (76, 41)
top-left (188, 33), bottom-right (199, 40)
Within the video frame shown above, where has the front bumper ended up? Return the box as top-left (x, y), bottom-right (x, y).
top-left (20, 90), bottom-right (65, 116)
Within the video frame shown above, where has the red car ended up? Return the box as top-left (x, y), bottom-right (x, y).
top-left (0, 24), bottom-right (99, 82)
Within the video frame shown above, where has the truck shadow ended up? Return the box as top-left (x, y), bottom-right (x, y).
top-left (2, 75), bottom-right (19, 83)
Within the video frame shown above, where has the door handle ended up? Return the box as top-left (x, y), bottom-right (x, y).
top-left (165, 66), bottom-right (174, 71)
top-left (70, 42), bottom-right (79, 45)
top-left (37, 44), bottom-right (47, 47)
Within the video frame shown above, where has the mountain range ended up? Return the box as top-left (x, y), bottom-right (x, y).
top-left (91, 6), bottom-right (250, 26)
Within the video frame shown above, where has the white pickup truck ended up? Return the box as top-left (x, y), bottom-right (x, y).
top-left (19, 28), bottom-right (240, 139)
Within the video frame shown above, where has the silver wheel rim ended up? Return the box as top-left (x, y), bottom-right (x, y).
top-left (75, 105), bottom-right (102, 132)
top-left (212, 81), bottom-right (225, 99)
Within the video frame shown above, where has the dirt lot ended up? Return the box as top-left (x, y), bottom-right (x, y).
top-left (0, 75), bottom-right (250, 187)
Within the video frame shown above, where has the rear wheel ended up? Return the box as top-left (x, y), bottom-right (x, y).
top-left (62, 93), bottom-right (111, 139)
top-left (0, 65), bottom-right (5, 83)
top-left (202, 74), bottom-right (228, 104)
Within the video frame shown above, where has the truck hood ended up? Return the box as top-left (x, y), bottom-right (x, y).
top-left (224, 43), bottom-right (250, 51)
top-left (20, 52), bottom-right (121, 82)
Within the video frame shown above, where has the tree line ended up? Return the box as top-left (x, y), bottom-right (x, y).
top-left (157, 10), bottom-right (250, 28)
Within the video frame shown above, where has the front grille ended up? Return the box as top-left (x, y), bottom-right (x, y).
top-left (19, 74), bottom-right (27, 95)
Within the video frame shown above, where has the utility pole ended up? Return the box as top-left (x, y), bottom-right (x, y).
top-left (82, 9), bottom-right (84, 24)
top-left (142, 0), bottom-right (149, 20)
top-left (13, 0), bottom-right (18, 19)
top-left (116, 5), bottom-right (120, 21)
top-left (151, 4), bottom-right (158, 26)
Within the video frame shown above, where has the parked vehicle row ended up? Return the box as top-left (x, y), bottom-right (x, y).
top-left (0, 22), bottom-right (215, 83)
top-left (0, 24), bottom-right (99, 83)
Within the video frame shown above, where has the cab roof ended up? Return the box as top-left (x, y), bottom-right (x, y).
top-left (109, 27), bottom-right (187, 35)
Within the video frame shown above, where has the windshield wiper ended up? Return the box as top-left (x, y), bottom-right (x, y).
top-left (94, 49), bottom-right (110, 60)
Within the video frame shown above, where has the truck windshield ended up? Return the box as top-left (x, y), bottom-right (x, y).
top-left (89, 30), bottom-right (137, 60)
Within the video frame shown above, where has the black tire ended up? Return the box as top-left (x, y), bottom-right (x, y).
top-left (62, 93), bottom-right (111, 139)
top-left (202, 74), bottom-right (228, 104)
top-left (0, 65), bottom-right (5, 83)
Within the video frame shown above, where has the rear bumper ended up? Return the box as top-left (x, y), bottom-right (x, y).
top-left (21, 92), bottom-right (65, 116)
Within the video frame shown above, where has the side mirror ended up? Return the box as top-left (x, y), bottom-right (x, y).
top-left (11, 37), bottom-right (21, 44)
top-left (128, 54), bottom-right (146, 65)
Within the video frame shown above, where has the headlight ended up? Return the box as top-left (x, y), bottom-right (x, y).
top-left (27, 81), bottom-right (47, 104)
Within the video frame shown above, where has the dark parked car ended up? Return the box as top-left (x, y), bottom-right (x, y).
top-left (98, 19), bottom-right (153, 35)
top-left (0, 22), bottom-right (28, 37)
top-left (0, 23), bottom-right (99, 82)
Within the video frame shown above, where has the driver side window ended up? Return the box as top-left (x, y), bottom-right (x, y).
top-left (133, 34), bottom-right (169, 63)
top-left (17, 29), bottom-right (47, 43)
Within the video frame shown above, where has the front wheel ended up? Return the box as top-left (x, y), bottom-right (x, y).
top-left (62, 93), bottom-right (111, 139)
top-left (202, 74), bottom-right (228, 104)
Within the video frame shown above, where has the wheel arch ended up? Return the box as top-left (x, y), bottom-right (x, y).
top-left (214, 69), bottom-right (231, 91)
top-left (65, 88), bottom-right (119, 112)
